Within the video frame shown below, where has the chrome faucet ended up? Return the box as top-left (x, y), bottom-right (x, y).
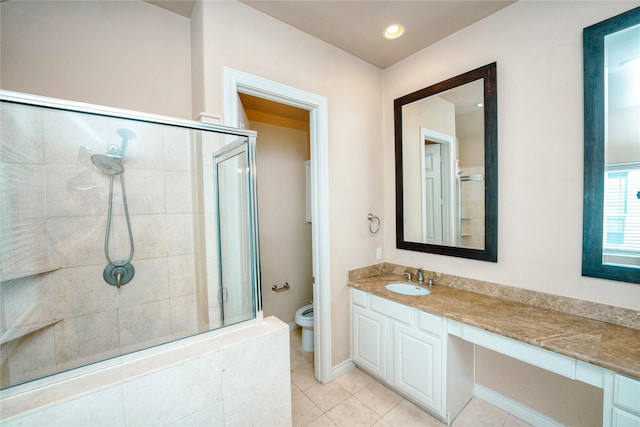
top-left (402, 272), bottom-right (411, 281)
top-left (414, 268), bottom-right (424, 284)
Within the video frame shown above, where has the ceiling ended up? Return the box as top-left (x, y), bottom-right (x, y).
top-left (146, 0), bottom-right (515, 69)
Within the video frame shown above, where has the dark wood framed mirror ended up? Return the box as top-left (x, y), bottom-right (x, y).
top-left (394, 63), bottom-right (497, 262)
top-left (583, 7), bottom-right (640, 284)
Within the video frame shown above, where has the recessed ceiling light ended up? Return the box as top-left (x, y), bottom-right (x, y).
top-left (383, 24), bottom-right (405, 40)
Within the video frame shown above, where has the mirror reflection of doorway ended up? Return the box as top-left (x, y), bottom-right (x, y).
top-left (420, 128), bottom-right (456, 246)
top-left (424, 141), bottom-right (444, 244)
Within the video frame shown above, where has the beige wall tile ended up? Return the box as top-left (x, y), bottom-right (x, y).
top-left (163, 127), bottom-right (192, 172)
top-left (123, 352), bottom-right (223, 426)
top-left (166, 213), bottom-right (194, 256)
top-left (113, 213), bottom-right (167, 259)
top-left (220, 325), bottom-right (289, 397)
top-left (48, 215), bottom-right (107, 268)
top-left (111, 169), bottom-right (166, 215)
top-left (170, 294), bottom-right (198, 338)
top-left (115, 257), bottom-right (169, 307)
top-left (51, 264), bottom-right (117, 319)
top-left (118, 300), bottom-right (171, 352)
top-left (45, 164), bottom-right (107, 217)
top-left (1, 103), bottom-right (44, 164)
top-left (1, 273), bottom-right (53, 330)
top-left (168, 254), bottom-right (196, 297)
top-left (222, 372), bottom-right (292, 426)
top-left (54, 310), bottom-right (119, 371)
top-left (4, 328), bottom-right (57, 388)
top-left (164, 171), bottom-right (193, 214)
top-left (42, 109), bottom-right (108, 165)
top-left (167, 401), bottom-right (224, 426)
top-left (1, 385), bottom-right (125, 427)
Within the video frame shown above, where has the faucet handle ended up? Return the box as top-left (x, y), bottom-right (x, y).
top-left (414, 268), bottom-right (424, 283)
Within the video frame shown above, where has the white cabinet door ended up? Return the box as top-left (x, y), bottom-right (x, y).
top-left (613, 408), bottom-right (640, 427)
top-left (352, 305), bottom-right (388, 380)
top-left (393, 322), bottom-right (442, 413)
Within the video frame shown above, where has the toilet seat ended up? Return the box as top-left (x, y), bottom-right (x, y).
top-left (295, 304), bottom-right (314, 328)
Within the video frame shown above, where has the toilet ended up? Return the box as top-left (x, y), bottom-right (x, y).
top-left (295, 304), bottom-right (314, 352)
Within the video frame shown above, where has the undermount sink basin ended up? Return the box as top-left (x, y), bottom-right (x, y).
top-left (385, 283), bottom-right (430, 296)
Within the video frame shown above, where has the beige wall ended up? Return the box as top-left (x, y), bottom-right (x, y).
top-left (0, 0), bottom-right (191, 119)
top-left (193, 1), bottom-right (384, 365)
top-left (252, 121), bottom-right (313, 324)
top-left (383, 1), bottom-right (640, 311)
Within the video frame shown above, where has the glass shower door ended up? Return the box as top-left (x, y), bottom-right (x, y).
top-left (214, 137), bottom-right (261, 326)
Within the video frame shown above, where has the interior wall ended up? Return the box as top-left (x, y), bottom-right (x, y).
top-left (251, 121), bottom-right (313, 325)
top-left (194, 0), bottom-right (384, 366)
top-left (382, 1), bottom-right (640, 311)
top-left (0, 0), bottom-right (191, 119)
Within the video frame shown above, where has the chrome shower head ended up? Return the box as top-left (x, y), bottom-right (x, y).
top-left (91, 154), bottom-right (124, 175)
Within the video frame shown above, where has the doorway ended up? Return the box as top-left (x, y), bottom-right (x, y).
top-left (238, 93), bottom-right (313, 330)
top-left (223, 67), bottom-right (332, 383)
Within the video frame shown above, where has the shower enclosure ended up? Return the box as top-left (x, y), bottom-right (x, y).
top-left (0, 91), bottom-right (261, 389)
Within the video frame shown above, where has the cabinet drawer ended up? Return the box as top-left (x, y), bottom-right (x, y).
top-left (351, 288), bottom-right (368, 308)
top-left (418, 311), bottom-right (442, 337)
top-left (371, 295), bottom-right (412, 324)
top-left (615, 374), bottom-right (640, 415)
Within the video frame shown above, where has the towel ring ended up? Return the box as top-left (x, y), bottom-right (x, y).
top-left (367, 213), bottom-right (380, 234)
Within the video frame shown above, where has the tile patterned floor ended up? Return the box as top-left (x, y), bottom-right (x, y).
top-left (289, 328), bottom-right (532, 427)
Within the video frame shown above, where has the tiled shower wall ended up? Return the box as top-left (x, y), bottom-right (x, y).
top-left (459, 165), bottom-right (485, 250)
top-left (0, 102), bottom-right (221, 388)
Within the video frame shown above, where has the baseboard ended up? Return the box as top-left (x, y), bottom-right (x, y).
top-left (330, 359), bottom-right (356, 381)
top-left (474, 384), bottom-right (564, 427)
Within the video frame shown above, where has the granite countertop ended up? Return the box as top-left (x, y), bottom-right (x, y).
top-left (349, 275), bottom-right (640, 380)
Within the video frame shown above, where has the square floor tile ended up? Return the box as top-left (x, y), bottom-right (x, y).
top-left (383, 399), bottom-right (440, 427)
top-left (326, 396), bottom-right (381, 427)
top-left (333, 367), bottom-right (375, 395)
top-left (354, 378), bottom-right (403, 417)
top-left (304, 381), bottom-right (351, 412)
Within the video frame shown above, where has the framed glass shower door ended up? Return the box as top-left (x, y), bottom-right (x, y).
top-left (214, 137), bottom-right (261, 326)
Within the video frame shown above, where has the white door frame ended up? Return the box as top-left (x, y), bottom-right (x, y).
top-left (223, 67), bottom-right (332, 383)
top-left (420, 127), bottom-right (457, 246)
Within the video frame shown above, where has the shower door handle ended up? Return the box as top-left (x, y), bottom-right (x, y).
top-left (218, 287), bottom-right (229, 304)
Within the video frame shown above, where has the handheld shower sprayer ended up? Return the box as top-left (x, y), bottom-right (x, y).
top-left (91, 127), bottom-right (137, 288)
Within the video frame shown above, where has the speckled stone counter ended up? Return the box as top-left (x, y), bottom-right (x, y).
top-left (348, 267), bottom-right (640, 380)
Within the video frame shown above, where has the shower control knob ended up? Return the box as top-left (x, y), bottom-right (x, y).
top-left (103, 262), bottom-right (135, 288)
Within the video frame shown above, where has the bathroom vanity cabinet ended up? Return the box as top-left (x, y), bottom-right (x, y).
top-left (350, 285), bottom-right (640, 426)
top-left (350, 288), bottom-right (473, 422)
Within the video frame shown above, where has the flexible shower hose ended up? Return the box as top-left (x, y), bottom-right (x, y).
top-left (104, 174), bottom-right (134, 266)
